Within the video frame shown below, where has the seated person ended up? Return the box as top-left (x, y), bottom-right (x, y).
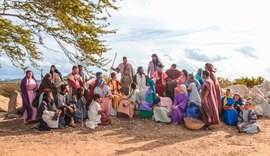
top-left (139, 79), bottom-right (160, 118)
top-left (233, 93), bottom-right (244, 114)
top-left (222, 89), bottom-right (238, 126)
top-left (37, 89), bottom-right (61, 131)
top-left (237, 101), bottom-right (260, 134)
top-left (73, 87), bottom-right (88, 122)
top-left (86, 94), bottom-right (111, 129)
top-left (57, 84), bottom-right (76, 128)
top-left (152, 64), bottom-right (168, 97)
top-left (108, 72), bottom-right (124, 111)
top-left (117, 83), bottom-right (139, 118)
top-left (186, 83), bottom-right (202, 120)
top-left (153, 90), bottom-right (173, 123)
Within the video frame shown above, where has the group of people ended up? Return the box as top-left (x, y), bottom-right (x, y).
top-left (20, 54), bottom-right (260, 133)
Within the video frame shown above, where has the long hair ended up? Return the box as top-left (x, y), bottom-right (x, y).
top-left (49, 65), bottom-right (63, 80)
top-left (76, 87), bottom-right (84, 100)
top-left (42, 73), bottom-right (52, 83)
top-left (152, 53), bottom-right (160, 64)
top-left (182, 69), bottom-right (188, 78)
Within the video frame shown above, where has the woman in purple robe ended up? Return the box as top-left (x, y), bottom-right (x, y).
top-left (171, 84), bottom-right (188, 125)
top-left (139, 79), bottom-right (159, 111)
top-left (21, 70), bottom-right (39, 123)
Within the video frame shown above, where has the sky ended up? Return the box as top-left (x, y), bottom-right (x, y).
top-left (1, 0), bottom-right (270, 80)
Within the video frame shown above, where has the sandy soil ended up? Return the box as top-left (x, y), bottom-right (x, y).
top-left (0, 113), bottom-right (270, 156)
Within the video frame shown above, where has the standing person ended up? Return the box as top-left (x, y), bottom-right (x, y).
top-left (21, 70), bottom-right (39, 123)
top-left (111, 57), bottom-right (134, 95)
top-left (67, 66), bottom-right (83, 97)
top-left (152, 64), bottom-right (168, 97)
top-left (85, 94), bottom-right (111, 129)
top-left (205, 63), bottom-right (222, 114)
top-left (134, 66), bottom-right (149, 92)
top-left (201, 70), bottom-right (220, 130)
top-left (78, 65), bottom-right (94, 88)
top-left (148, 54), bottom-right (163, 78)
top-left (171, 85), bottom-right (188, 125)
top-left (237, 102), bottom-right (260, 134)
top-left (57, 84), bottom-right (76, 128)
top-left (37, 89), bottom-right (61, 131)
top-left (49, 65), bottom-right (63, 88)
top-left (87, 72), bottom-right (103, 108)
top-left (222, 89), bottom-right (238, 126)
top-left (108, 72), bottom-right (124, 111)
top-left (166, 64), bottom-right (181, 94)
top-left (195, 68), bottom-right (205, 85)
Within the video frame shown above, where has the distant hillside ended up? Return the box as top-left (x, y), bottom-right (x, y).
top-left (0, 79), bottom-right (41, 83)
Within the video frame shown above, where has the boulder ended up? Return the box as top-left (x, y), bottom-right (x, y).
top-left (250, 86), bottom-right (264, 98)
top-left (0, 95), bottom-right (9, 112)
top-left (7, 91), bottom-right (23, 114)
top-left (252, 94), bottom-right (268, 105)
top-left (226, 85), bottom-right (250, 98)
top-left (254, 104), bottom-right (264, 116)
top-left (259, 81), bottom-right (270, 91)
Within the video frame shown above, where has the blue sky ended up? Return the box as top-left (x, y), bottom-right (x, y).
top-left (1, 0), bottom-right (270, 80)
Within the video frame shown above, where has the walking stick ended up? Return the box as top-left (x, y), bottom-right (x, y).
top-left (110, 52), bottom-right (118, 75)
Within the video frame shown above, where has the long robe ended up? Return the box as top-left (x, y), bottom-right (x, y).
top-left (108, 79), bottom-right (123, 111)
top-left (67, 73), bottom-right (82, 97)
top-left (37, 101), bottom-right (59, 131)
top-left (21, 77), bottom-right (38, 122)
top-left (165, 69), bottom-right (181, 94)
top-left (171, 93), bottom-right (188, 124)
top-left (153, 97), bottom-right (172, 123)
top-left (117, 89), bottom-right (139, 118)
top-left (86, 101), bottom-right (102, 129)
top-left (201, 78), bottom-right (220, 125)
top-left (238, 109), bottom-right (259, 134)
top-left (139, 88), bottom-right (159, 111)
top-left (133, 73), bottom-right (149, 92)
top-left (186, 83), bottom-right (202, 120)
top-left (73, 95), bottom-right (88, 121)
top-left (222, 97), bottom-right (238, 126)
top-left (94, 85), bottom-right (113, 116)
top-left (116, 63), bottom-right (134, 95)
top-left (152, 71), bottom-right (168, 97)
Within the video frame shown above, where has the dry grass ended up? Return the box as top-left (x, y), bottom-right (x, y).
top-left (0, 82), bottom-right (20, 98)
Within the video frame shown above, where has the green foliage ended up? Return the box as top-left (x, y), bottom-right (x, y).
top-left (233, 76), bottom-right (265, 88)
top-left (218, 77), bottom-right (232, 88)
top-left (0, 82), bottom-right (21, 97)
top-left (0, 0), bottom-right (118, 71)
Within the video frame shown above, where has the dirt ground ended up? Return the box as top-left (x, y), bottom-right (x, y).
top-left (0, 112), bottom-right (270, 156)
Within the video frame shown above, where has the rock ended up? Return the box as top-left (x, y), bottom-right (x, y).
top-left (254, 105), bottom-right (264, 116)
top-left (7, 91), bottom-right (23, 114)
top-left (259, 81), bottom-right (270, 91)
top-left (257, 88), bottom-right (270, 98)
top-left (250, 86), bottom-right (264, 98)
top-left (252, 94), bottom-right (268, 105)
top-left (220, 89), bottom-right (226, 97)
top-left (0, 95), bottom-right (9, 112)
top-left (226, 85), bottom-right (250, 98)
top-left (4, 114), bottom-right (18, 119)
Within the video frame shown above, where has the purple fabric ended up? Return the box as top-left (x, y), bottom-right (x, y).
top-left (20, 70), bottom-right (37, 121)
top-left (139, 89), bottom-right (154, 111)
top-left (171, 93), bottom-right (188, 124)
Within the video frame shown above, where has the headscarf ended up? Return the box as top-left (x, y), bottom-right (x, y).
top-left (195, 68), bottom-right (205, 82)
top-left (97, 78), bottom-right (105, 87)
top-left (179, 84), bottom-right (187, 95)
top-left (148, 79), bottom-right (156, 99)
top-left (189, 83), bottom-right (201, 106)
top-left (224, 89), bottom-right (233, 106)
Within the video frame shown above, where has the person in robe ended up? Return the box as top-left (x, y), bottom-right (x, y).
top-left (148, 54), bottom-right (163, 78)
top-left (73, 87), bottom-right (88, 122)
top-left (49, 65), bottom-right (63, 88)
top-left (67, 66), bottom-right (83, 97)
top-left (222, 89), bottom-right (238, 126)
top-left (57, 84), bottom-right (76, 128)
top-left (32, 73), bottom-right (57, 108)
top-left (205, 63), bottom-right (222, 114)
top-left (21, 70), bottom-right (39, 123)
top-left (152, 64), bottom-right (168, 97)
top-left (153, 90), bottom-right (173, 123)
top-left (237, 102), bottom-right (260, 134)
top-left (171, 84), bottom-right (188, 125)
top-left (134, 66), bottom-right (149, 92)
top-left (195, 68), bottom-right (205, 85)
top-left (111, 56), bottom-right (134, 95)
top-left (117, 83), bottom-right (139, 118)
top-left (186, 73), bottom-right (201, 97)
top-left (108, 72), bottom-right (124, 111)
top-left (94, 79), bottom-right (114, 116)
top-left (87, 72), bottom-right (103, 109)
top-left (78, 65), bottom-right (94, 89)
top-left (201, 70), bottom-right (220, 130)
top-left (165, 64), bottom-right (181, 95)
top-left (174, 69), bottom-right (188, 97)
top-left (86, 94), bottom-right (111, 129)
top-left (186, 83), bottom-right (202, 120)
top-left (233, 93), bottom-right (244, 114)
top-left (37, 89), bottom-right (61, 131)
top-left (139, 79), bottom-right (160, 118)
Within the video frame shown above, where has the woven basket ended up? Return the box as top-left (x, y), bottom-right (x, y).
top-left (184, 117), bottom-right (205, 130)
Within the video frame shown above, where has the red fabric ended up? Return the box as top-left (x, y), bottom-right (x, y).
top-left (165, 69), bottom-right (181, 80)
top-left (156, 84), bottom-right (166, 97)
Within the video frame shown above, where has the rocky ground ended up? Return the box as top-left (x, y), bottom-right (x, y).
top-left (0, 113), bottom-right (270, 156)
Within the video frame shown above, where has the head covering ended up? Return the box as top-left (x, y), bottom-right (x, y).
top-left (224, 89), bottom-right (233, 106)
top-left (195, 68), bottom-right (205, 82)
top-left (189, 83), bottom-right (201, 106)
top-left (148, 79), bottom-right (156, 98)
top-left (179, 84), bottom-right (187, 95)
